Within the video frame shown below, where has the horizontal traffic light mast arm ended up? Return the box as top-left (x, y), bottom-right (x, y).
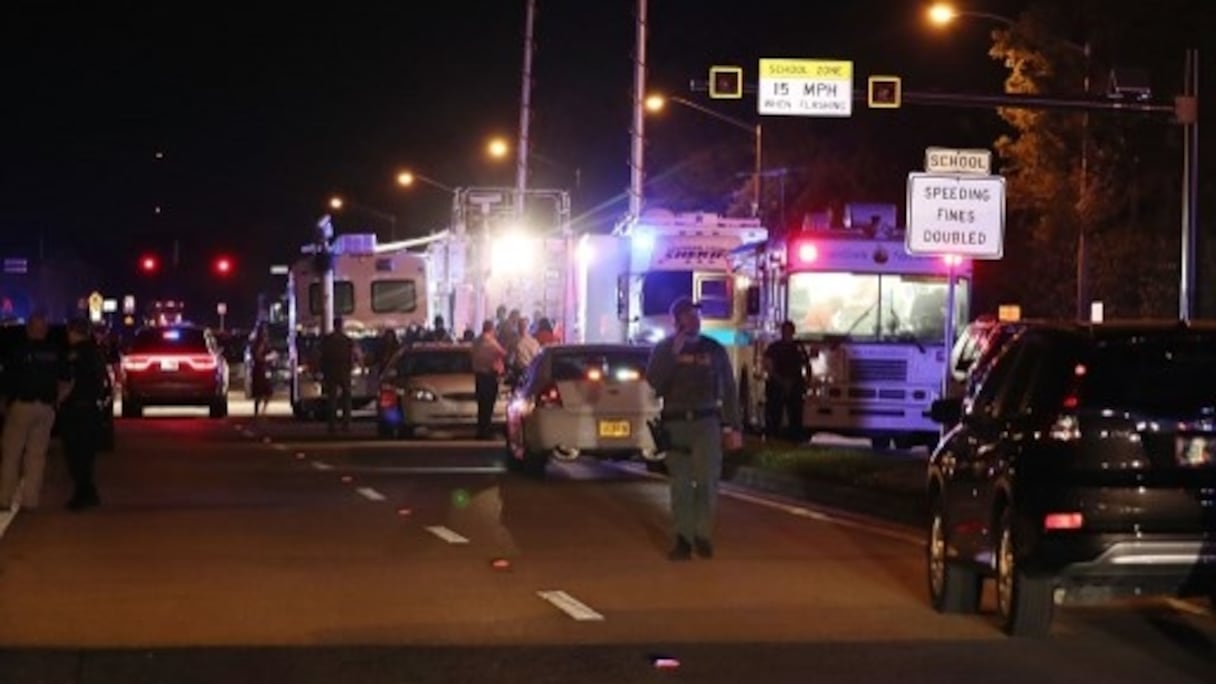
top-left (872, 89), bottom-right (1177, 115)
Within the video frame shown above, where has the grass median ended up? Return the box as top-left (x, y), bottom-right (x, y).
top-left (734, 437), bottom-right (927, 497)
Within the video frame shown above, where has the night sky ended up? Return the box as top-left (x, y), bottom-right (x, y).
top-left (0, 0), bottom-right (1207, 325)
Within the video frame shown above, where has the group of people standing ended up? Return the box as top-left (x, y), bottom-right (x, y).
top-left (1, 313), bottom-right (109, 513)
top-left (469, 306), bottom-right (560, 440)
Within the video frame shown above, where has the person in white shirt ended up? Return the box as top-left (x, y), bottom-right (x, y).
top-left (513, 317), bottom-right (541, 372)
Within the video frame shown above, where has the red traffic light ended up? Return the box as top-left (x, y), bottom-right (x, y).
top-left (139, 254), bottom-right (159, 273)
top-left (214, 256), bottom-right (234, 276)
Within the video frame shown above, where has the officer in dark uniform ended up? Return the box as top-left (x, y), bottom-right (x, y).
top-left (762, 320), bottom-right (809, 441)
top-left (645, 296), bottom-right (742, 561)
top-left (61, 317), bottom-right (108, 510)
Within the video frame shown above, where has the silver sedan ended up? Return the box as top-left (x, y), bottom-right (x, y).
top-left (505, 343), bottom-right (661, 476)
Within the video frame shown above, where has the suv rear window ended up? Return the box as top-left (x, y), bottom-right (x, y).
top-left (551, 349), bottom-right (650, 381)
top-left (131, 328), bottom-right (209, 354)
top-left (1082, 333), bottom-right (1216, 413)
top-left (396, 349), bottom-right (472, 376)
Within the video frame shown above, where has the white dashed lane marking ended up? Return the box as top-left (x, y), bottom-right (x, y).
top-left (537, 590), bottom-right (605, 622)
top-left (310, 461), bottom-right (334, 471)
top-left (356, 487), bottom-right (387, 502)
top-left (425, 526), bottom-right (470, 544)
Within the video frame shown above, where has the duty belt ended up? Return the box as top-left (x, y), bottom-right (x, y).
top-left (661, 407), bottom-right (719, 421)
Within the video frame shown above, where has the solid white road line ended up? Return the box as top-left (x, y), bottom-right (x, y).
top-left (342, 465), bottom-right (505, 475)
top-left (537, 590), bottom-right (605, 622)
top-left (356, 487), bottom-right (387, 502)
top-left (617, 462), bottom-right (923, 547)
top-left (425, 526), bottom-right (470, 544)
top-left (0, 509), bottom-right (15, 540)
top-left (272, 444), bottom-right (288, 451)
top-left (310, 461), bottom-right (334, 471)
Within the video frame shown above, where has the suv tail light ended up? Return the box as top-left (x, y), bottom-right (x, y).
top-left (535, 382), bottom-right (562, 408)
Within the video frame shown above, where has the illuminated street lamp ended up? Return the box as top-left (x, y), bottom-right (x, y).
top-left (928, 3), bottom-right (1092, 321)
top-left (327, 195), bottom-right (398, 241)
top-left (396, 170), bottom-right (456, 194)
top-left (486, 137), bottom-right (510, 161)
top-left (645, 92), bottom-right (763, 217)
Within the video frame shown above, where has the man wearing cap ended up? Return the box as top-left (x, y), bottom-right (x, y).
top-left (60, 318), bottom-right (108, 510)
top-left (645, 296), bottom-right (743, 561)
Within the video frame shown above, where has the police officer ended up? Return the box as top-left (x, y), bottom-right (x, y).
top-left (319, 317), bottom-right (355, 434)
top-left (762, 320), bottom-right (809, 441)
top-left (61, 318), bottom-right (107, 510)
top-left (645, 296), bottom-right (742, 560)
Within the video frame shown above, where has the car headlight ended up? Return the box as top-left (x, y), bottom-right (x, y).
top-left (409, 388), bottom-right (438, 402)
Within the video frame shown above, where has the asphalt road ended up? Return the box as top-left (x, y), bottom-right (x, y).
top-left (1, 399), bottom-right (1214, 683)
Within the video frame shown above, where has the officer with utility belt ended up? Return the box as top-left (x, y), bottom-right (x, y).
top-left (645, 296), bottom-right (742, 561)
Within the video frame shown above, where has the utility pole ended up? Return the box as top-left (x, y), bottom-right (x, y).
top-left (626, 0), bottom-right (648, 224)
top-left (315, 215), bottom-right (335, 335)
top-left (1180, 48), bottom-right (1200, 320)
top-left (515, 0), bottom-right (536, 217)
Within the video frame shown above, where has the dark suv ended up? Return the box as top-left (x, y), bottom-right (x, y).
top-left (927, 321), bottom-right (1216, 637)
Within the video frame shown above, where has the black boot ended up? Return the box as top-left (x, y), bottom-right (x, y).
top-left (667, 536), bottom-right (692, 561)
top-left (693, 537), bottom-right (714, 559)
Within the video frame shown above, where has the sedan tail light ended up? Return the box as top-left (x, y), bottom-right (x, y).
top-left (535, 382), bottom-right (562, 408)
top-left (122, 355), bottom-right (154, 372)
top-left (378, 385), bottom-right (399, 410)
top-left (1043, 512), bottom-right (1084, 531)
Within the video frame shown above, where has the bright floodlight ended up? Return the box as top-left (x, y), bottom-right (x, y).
top-left (928, 3), bottom-right (958, 25)
top-left (491, 231), bottom-right (538, 276)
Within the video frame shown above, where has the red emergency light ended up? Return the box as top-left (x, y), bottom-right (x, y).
top-left (794, 241), bottom-right (818, 265)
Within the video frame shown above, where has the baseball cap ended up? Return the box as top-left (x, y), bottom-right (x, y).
top-left (669, 296), bottom-right (700, 318)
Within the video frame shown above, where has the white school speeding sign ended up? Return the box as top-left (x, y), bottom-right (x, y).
top-left (906, 173), bottom-right (1005, 259)
top-left (758, 58), bottom-right (853, 117)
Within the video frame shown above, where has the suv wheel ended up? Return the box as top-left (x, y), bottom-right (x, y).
top-left (209, 399), bottom-right (228, 419)
top-left (121, 399), bottom-right (143, 418)
top-left (927, 496), bottom-right (981, 613)
top-left (996, 508), bottom-right (1055, 637)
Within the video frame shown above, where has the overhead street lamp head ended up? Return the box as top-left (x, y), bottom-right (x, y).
top-left (396, 171), bottom-right (415, 188)
top-left (486, 137), bottom-right (510, 160)
top-left (643, 94), bottom-right (667, 113)
top-left (927, 3), bottom-right (958, 26)
top-left (328, 196), bottom-right (344, 210)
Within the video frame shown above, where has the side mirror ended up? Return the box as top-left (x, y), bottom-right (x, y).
top-left (745, 285), bottom-right (761, 316)
top-left (928, 398), bottom-right (963, 425)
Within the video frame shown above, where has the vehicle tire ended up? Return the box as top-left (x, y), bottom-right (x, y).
top-left (377, 421), bottom-right (399, 439)
top-left (210, 399), bottom-right (228, 419)
top-left (927, 495), bottom-right (982, 613)
top-left (646, 460), bottom-right (669, 475)
top-left (738, 370), bottom-right (755, 435)
top-left (996, 507), bottom-right (1055, 637)
top-left (871, 436), bottom-right (893, 450)
top-left (121, 399), bottom-right (142, 419)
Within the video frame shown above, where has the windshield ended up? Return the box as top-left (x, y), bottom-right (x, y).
top-left (640, 271), bottom-right (731, 320)
top-left (787, 272), bottom-right (969, 342)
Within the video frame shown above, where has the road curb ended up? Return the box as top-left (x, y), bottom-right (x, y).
top-left (727, 465), bottom-right (927, 529)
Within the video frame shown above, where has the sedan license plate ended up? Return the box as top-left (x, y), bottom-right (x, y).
top-left (598, 420), bottom-right (630, 438)
top-left (160, 359), bottom-right (179, 372)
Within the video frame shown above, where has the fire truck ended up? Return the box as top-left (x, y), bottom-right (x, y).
top-left (286, 233), bottom-right (429, 419)
top-left (734, 204), bottom-right (972, 448)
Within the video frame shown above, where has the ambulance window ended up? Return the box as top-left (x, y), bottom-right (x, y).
top-left (372, 280), bottom-right (418, 313)
top-left (309, 282), bottom-right (355, 315)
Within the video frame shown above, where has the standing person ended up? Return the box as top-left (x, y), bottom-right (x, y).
top-left (762, 320), bottom-right (809, 441)
top-left (60, 318), bottom-right (107, 511)
top-left (512, 317), bottom-right (541, 379)
top-left (534, 317), bottom-right (558, 346)
top-left (249, 323), bottom-right (274, 420)
top-left (645, 297), bottom-right (742, 561)
top-left (0, 312), bottom-right (70, 512)
top-left (470, 320), bottom-right (506, 440)
top-left (319, 317), bottom-right (355, 434)
top-left (428, 315), bottom-right (453, 343)
top-left (377, 328), bottom-right (400, 374)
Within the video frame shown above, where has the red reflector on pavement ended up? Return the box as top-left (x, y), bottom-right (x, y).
top-left (340, 475), bottom-right (353, 484)
top-left (652, 657), bottom-right (680, 670)
top-left (295, 452), bottom-right (307, 460)
top-left (491, 558), bottom-right (511, 570)
top-left (396, 507), bottom-right (413, 516)
top-left (1044, 512), bottom-right (1084, 530)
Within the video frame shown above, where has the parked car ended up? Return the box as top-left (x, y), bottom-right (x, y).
top-left (505, 343), bottom-right (660, 477)
top-left (1, 322), bottom-right (115, 451)
top-left (375, 343), bottom-right (506, 438)
top-left (926, 320), bottom-right (1216, 637)
top-left (120, 325), bottom-right (229, 418)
